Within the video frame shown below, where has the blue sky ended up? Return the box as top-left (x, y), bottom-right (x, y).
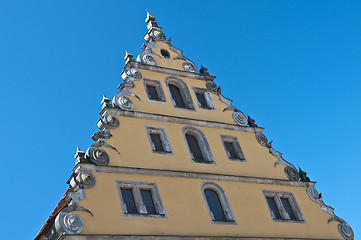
top-left (0, 1), bottom-right (360, 239)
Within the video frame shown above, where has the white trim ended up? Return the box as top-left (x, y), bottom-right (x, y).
top-left (200, 181), bottom-right (236, 224)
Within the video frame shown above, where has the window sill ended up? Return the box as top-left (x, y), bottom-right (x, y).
top-left (193, 160), bottom-right (215, 164)
top-left (211, 219), bottom-right (237, 225)
top-left (152, 150), bottom-right (173, 155)
top-left (123, 213), bottom-right (166, 218)
top-left (271, 218), bottom-right (305, 223)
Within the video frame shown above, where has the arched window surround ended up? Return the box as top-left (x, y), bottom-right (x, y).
top-left (201, 181), bottom-right (236, 224)
top-left (182, 126), bottom-right (214, 164)
top-left (165, 76), bottom-right (195, 111)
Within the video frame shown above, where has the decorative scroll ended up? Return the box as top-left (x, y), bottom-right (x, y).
top-left (232, 111), bottom-right (248, 126)
top-left (75, 170), bottom-right (96, 189)
top-left (86, 147), bottom-right (109, 166)
top-left (306, 185), bottom-right (354, 240)
top-left (206, 81), bottom-right (219, 94)
top-left (256, 132), bottom-right (269, 147)
top-left (338, 223), bottom-right (354, 240)
top-left (142, 54), bottom-right (157, 66)
top-left (116, 96), bottom-right (134, 111)
top-left (105, 114), bottom-right (119, 129)
top-left (55, 212), bottom-right (83, 235)
top-left (183, 62), bottom-right (197, 73)
top-left (284, 166), bottom-right (300, 181)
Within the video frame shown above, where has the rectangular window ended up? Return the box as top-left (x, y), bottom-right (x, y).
top-left (121, 189), bottom-right (137, 214)
top-left (193, 88), bottom-right (215, 110)
top-left (150, 133), bottom-right (165, 152)
top-left (143, 78), bottom-right (166, 102)
top-left (263, 190), bottom-right (304, 222)
top-left (145, 126), bottom-right (172, 154)
top-left (266, 197), bottom-right (281, 219)
top-left (140, 190), bottom-right (156, 214)
top-left (220, 135), bottom-right (246, 161)
top-left (117, 181), bottom-right (166, 217)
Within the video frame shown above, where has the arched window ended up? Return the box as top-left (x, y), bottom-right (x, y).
top-left (169, 84), bottom-right (186, 108)
top-left (183, 126), bottom-right (214, 163)
top-left (166, 77), bottom-right (195, 110)
top-left (201, 181), bottom-right (236, 224)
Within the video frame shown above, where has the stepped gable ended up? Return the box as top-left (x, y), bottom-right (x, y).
top-left (35, 13), bottom-right (354, 240)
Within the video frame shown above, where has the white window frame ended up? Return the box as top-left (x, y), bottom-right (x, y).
top-left (201, 181), bottom-right (236, 224)
top-left (165, 76), bottom-right (195, 111)
top-left (145, 126), bottom-right (172, 154)
top-left (262, 190), bottom-right (305, 223)
top-left (143, 78), bottom-right (166, 103)
top-left (116, 180), bottom-right (166, 218)
top-left (182, 126), bottom-right (215, 164)
top-left (193, 87), bottom-right (215, 110)
top-left (220, 135), bottom-right (246, 161)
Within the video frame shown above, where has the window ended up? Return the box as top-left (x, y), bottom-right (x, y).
top-left (201, 181), bottom-right (236, 224)
top-left (183, 126), bottom-right (214, 163)
top-left (143, 78), bottom-right (166, 102)
top-left (169, 84), bottom-right (186, 108)
top-left (145, 126), bottom-right (172, 154)
top-left (160, 49), bottom-right (170, 59)
top-left (116, 181), bottom-right (166, 217)
top-left (220, 135), bottom-right (246, 161)
top-left (166, 76), bottom-right (195, 110)
top-left (263, 190), bottom-right (304, 222)
top-left (193, 87), bottom-right (215, 110)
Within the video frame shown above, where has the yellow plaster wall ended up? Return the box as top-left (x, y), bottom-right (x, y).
top-left (103, 115), bottom-right (286, 180)
top-left (147, 41), bottom-right (187, 71)
top-left (128, 41), bottom-right (238, 125)
top-left (129, 68), bottom-right (236, 125)
top-left (75, 171), bottom-right (342, 239)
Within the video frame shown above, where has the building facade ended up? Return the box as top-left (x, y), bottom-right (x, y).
top-left (35, 13), bottom-right (354, 240)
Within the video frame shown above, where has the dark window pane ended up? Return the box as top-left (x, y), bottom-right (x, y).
top-left (266, 197), bottom-right (281, 219)
top-left (224, 142), bottom-right (238, 159)
top-left (150, 133), bottom-right (164, 152)
top-left (146, 85), bottom-right (160, 100)
top-left (169, 84), bottom-right (186, 108)
top-left (196, 92), bottom-right (208, 108)
top-left (204, 189), bottom-right (226, 221)
top-left (121, 189), bottom-right (137, 214)
top-left (185, 134), bottom-right (204, 162)
top-left (140, 190), bottom-right (156, 214)
top-left (281, 198), bottom-right (297, 220)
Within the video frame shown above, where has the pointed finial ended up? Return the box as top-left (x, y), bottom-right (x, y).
top-left (101, 94), bottom-right (111, 108)
top-left (74, 146), bottom-right (85, 164)
top-left (199, 65), bottom-right (210, 76)
top-left (124, 50), bottom-right (133, 64)
top-left (145, 12), bottom-right (156, 23)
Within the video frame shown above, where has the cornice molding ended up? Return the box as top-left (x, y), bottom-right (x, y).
top-left (133, 62), bottom-right (216, 81)
top-left (99, 107), bottom-right (264, 133)
top-left (74, 164), bottom-right (311, 188)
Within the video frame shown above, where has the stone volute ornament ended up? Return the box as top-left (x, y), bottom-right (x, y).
top-left (306, 185), bottom-right (354, 240)
top-left (55, 212), bottom-right (84, 235)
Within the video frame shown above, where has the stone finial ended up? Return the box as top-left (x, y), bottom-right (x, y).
top-left (247, 116), bottom-right (258, 127)
top-left (74, 146), bottom-right (85, 164)
top-left (299, 168), bottom-right (311, 182)
top-left (124, 50), bottom-right (133, 64)
top-left (145, 12), bottom-right (156, 23)
top-left (101, 94), bottom-right (111, 108)
top-left (199, 65), bottom-right (210, 76)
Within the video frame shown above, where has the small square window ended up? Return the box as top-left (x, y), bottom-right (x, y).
top-left (220, 135), bottom-right (246, 161)
top-left (143, 78), bottom-right (166, 102)
top-left (193, 88), bottom-right (215, 110)
top-left (116, 181), bottom-right (166, 217)
top-left (145, 126), bottom-right (172, 154)
top-left (263, 190), bottom-right (304, 222)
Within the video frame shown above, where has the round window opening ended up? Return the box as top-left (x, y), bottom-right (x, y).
top-left (160, 49), bottom-right (170, 59)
